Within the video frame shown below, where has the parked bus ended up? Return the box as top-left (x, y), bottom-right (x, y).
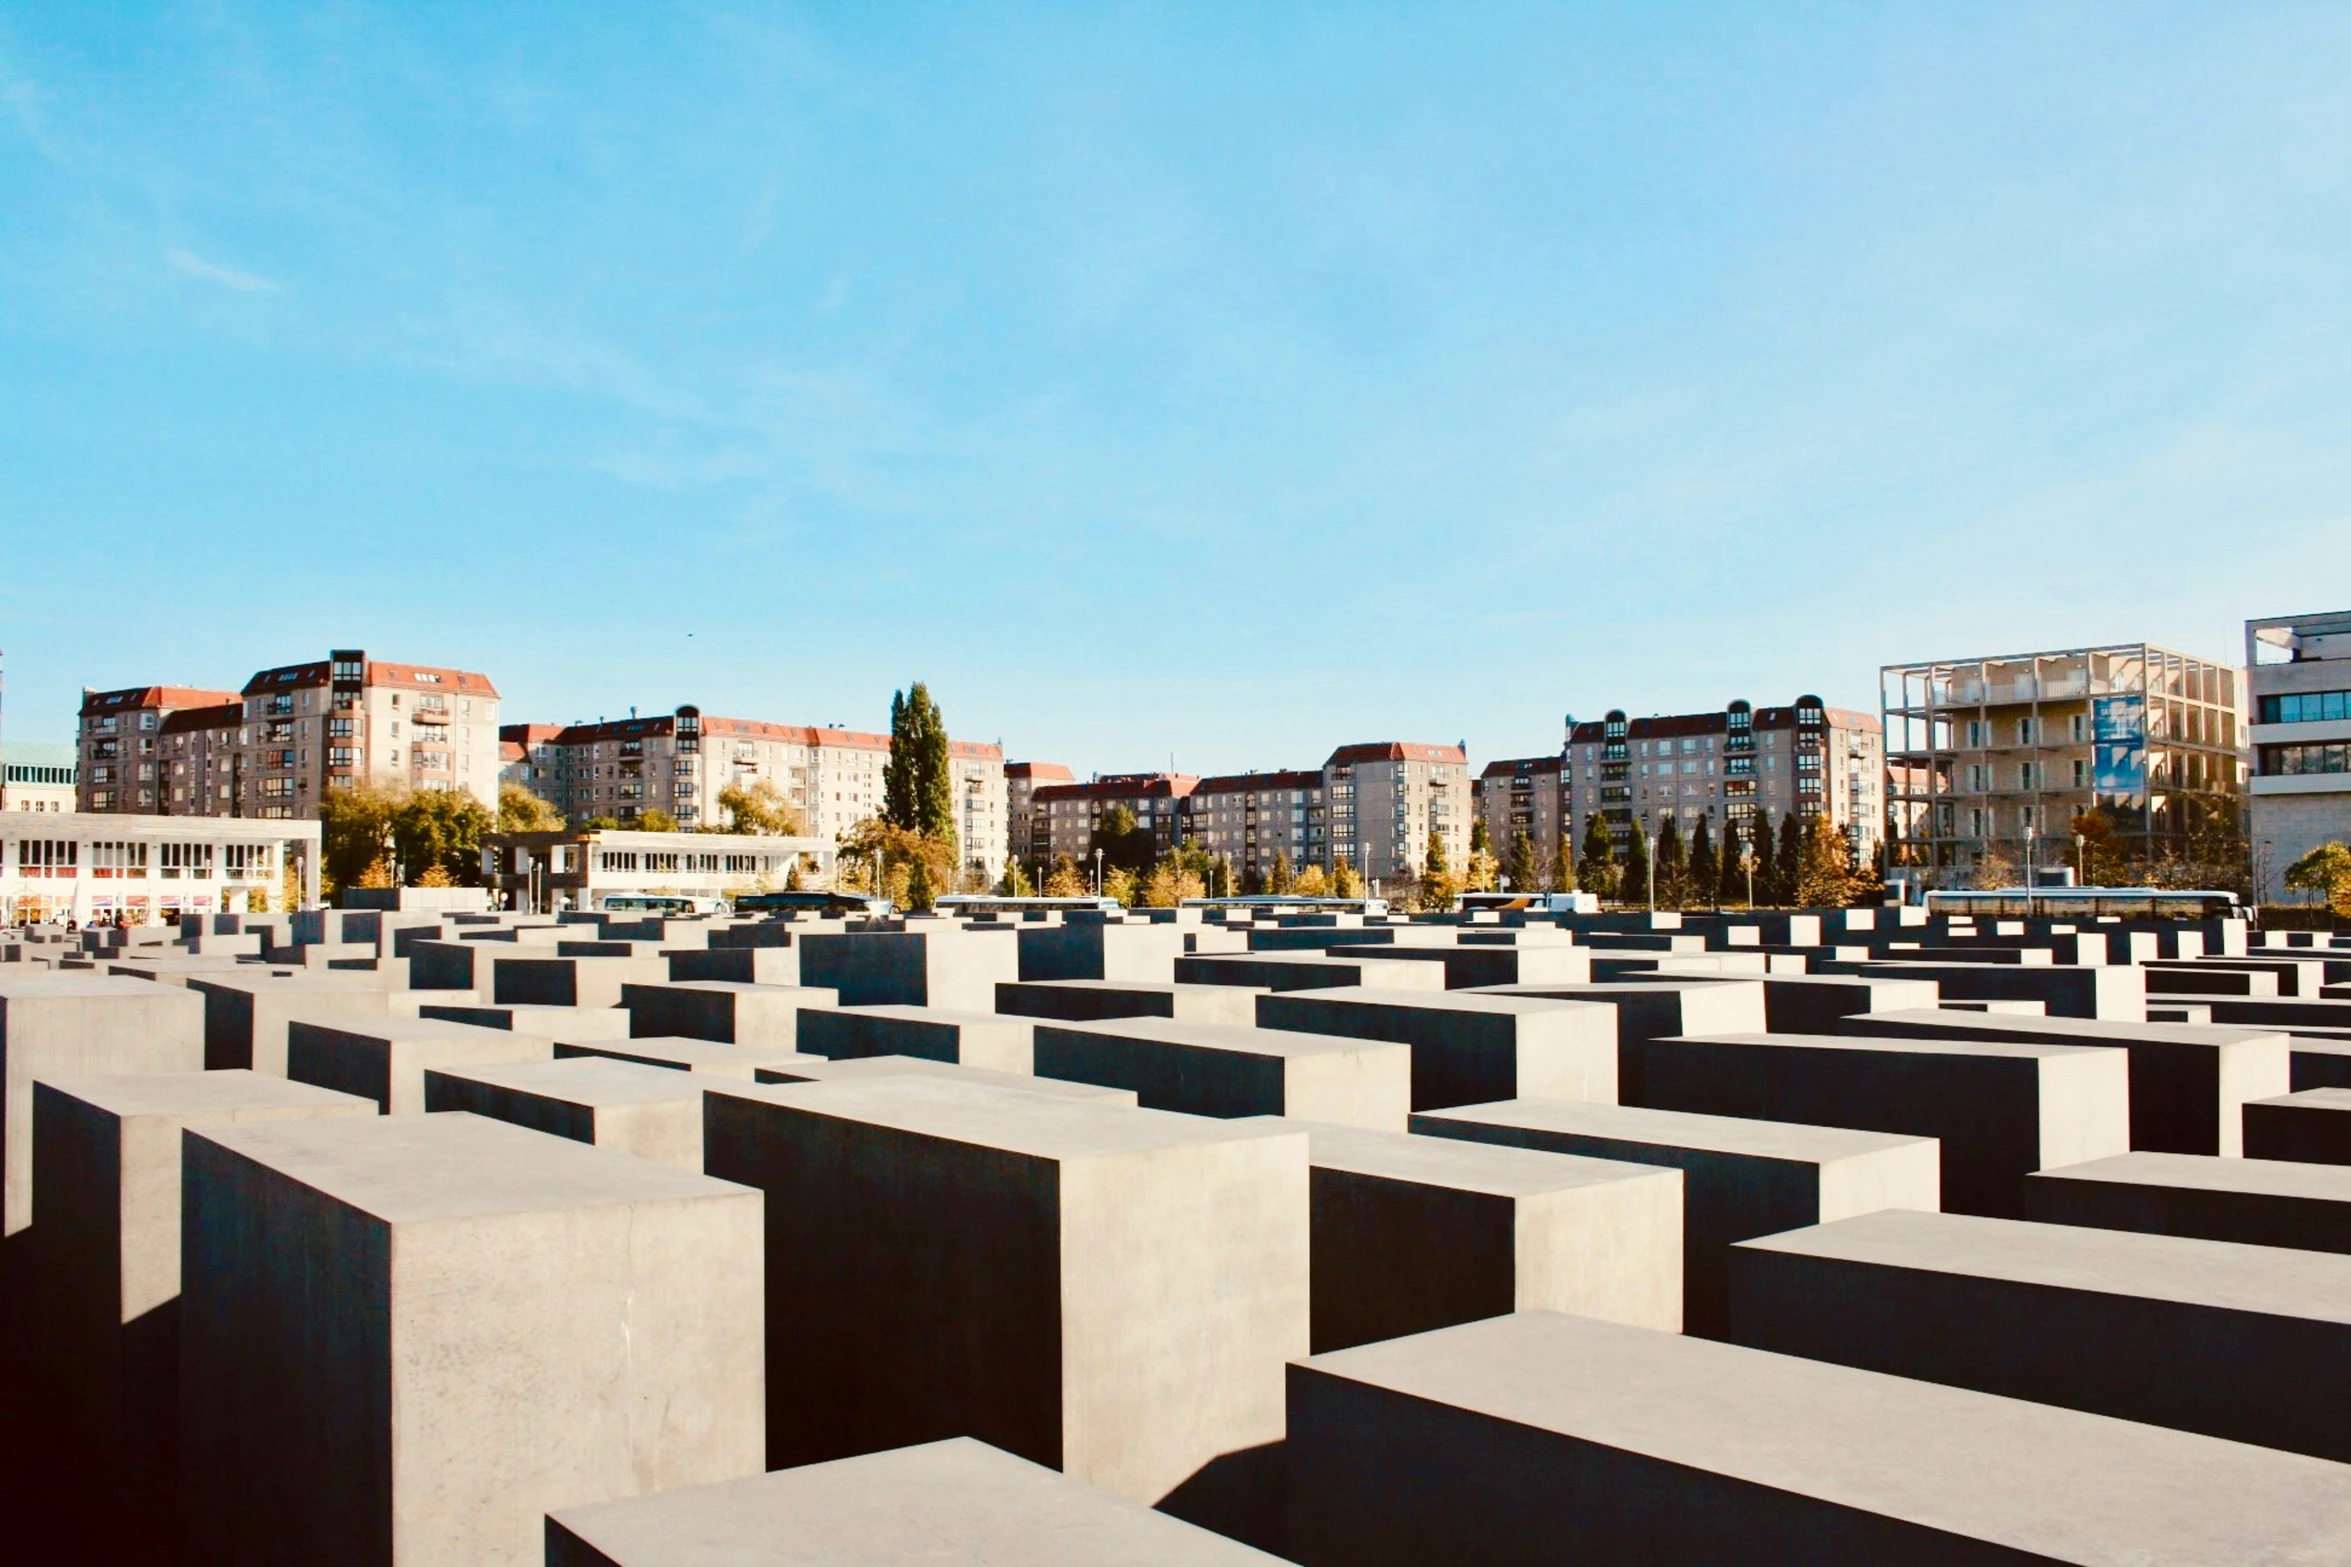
top-left (730, 889), bottom-right (895, 918)
top-left (934, 894), bottom-right (1122, 916)
top-left (1925, 887), bottom-right (2244, 922)
top-left (595, 892), bottom-right (728, 916)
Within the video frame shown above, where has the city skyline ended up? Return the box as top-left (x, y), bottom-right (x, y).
top-left (6, 6), bottom-right (2344, 770)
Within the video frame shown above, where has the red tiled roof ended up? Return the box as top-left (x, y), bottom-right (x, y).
top-left (1031, 773), bottom-right (1199, 804)
top-left (81, 685), bottom-right (239, 714)
top-left (239, 659), bottom-right (499, 698)
top-left (1326, 741), bottom-right (1468, 765)
top-left (1192, 769), bottom-right (1325, 796)
top-left (1480, 755), bottom-right (1565, 779)
top-left (157, 702), bottom-right (243, 735)
top-left (1008, 761), bottom-right (1076, 783)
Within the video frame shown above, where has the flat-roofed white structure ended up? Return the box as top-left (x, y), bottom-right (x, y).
top-left (487, 826), bottom-right (834, 913)
top-left (1, 811), bottom-right (319, 923)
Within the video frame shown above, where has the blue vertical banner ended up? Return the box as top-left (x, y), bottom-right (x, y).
top-left (2092, 695), bottom-right (2146, 802)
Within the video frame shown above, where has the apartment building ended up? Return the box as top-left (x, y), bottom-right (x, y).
top-left (76, 685), bottom-right (239, 813)
top-left (1883, 644), bottom-right (2242, 880)
top-left (1030, 774), bottom-right (1200, 867)
top-left (1185, 769), bottom-right (1327, 877)
top-left (500, 723), bottom-right (564, 800)
top-left (517, 706), bottom-right (1008, 882)
top-left (1478, 755), bottom-right (1570, 863)
top-left (159, 702), bottom-right (243, 815)
top-left (1007, 761), bottom-right (1075, 867)
top-left (2, 742), bottom-right (77, 814)
top-left (1566, 697), bottom-right (1882, 860)
top-left (1323, 742), bottom-right (1472, 884)
top-left (2247, 610), bottom-right (2351, 896)
top-left (230, 652), bottom-right (503, 820)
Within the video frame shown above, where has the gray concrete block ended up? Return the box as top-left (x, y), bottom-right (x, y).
top-left (287, 1017), bottom-right (554, 1114)
top-left (2244, 1087), bottom-right (2351, 1165)
top-left (994, 978), bottom-right (1264, 1027)
top-left (184, 972), bottom-right (394, 1073)
top-left (1729, 1208), bottom-right (2351, 1462)
top-left (1173, 952), bottom-right (1447, 992)
top-left (1270, 1118), bottom-right (1678, 1350)
top-left (424, 1057), bottom-right (710, 1168)
top-left (558, 1037), bottom-right (824, 1079)
top-left (795, 930), bottom-right (1019, 1010)
top-left (2026, 1149), bottom-right (2351, 1254)
top-left (417, 1003), bottom-right (635, 1041)
top-left (798, 1004), bottom-right (1036, 1072)
top-left (1760, 974), bottom-right (1941, 1035)
top-left (28, 1071), bottom-right (372, 1557)
top-left (103, 954), bottom-right (264, 985)
top-left (492, 953), bottom-right (669, 1009)
top-left (544, 1436), bottom-right (1284, 1565)
top-left (752, 1054), bottom-right (1138, 1104)
top-left (180, 1113), bottom-right (763, 1566)
top-left (1324, 942), bottom-right (1593, 989)
top-left (2, 976), bottom-right (206, 1239)
top-left (1413, 1100), bottom-right (1936, 1337)
top-left (2207, 996), bottom-right (2351, 1032)
top-left (621, 981), bottom-right (836, 1049)
top-left (1637, 1031), bottom-right (2128, 1217)
top-left (1834, 961), bottom-right (2146, 1020)
top-left (1253, 987), bottom-right (1615, 1112)
top-left (1030, 1018), bottom-right (1411, 1129)
top-left (2291, 1036), bottom-right (2351, 1090)
top-left (1836, 1008), bottom-right (2291, 1156)
top-left (1016, 921), bottom-right (1186, 983)
top-left (406, 937), bottom-right (486, 992)
top-left (701, 1076), bottom-right (1305, 1524)
top-left (1470, 979), bottom-right (1765, 1104)
top-left (1286, 1308), bottom-right (2351, 1566)
top-left (663, 945), bottom-right (801, 986)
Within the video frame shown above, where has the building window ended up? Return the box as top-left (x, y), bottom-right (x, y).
top-left (2070, 714), bottom-right (2089, 743)
top-left (2260, 742), bottom-right (2351, 776)
top-left (2259, 691), bottom-right (2351, 724)
top-left (2017, 717), bottom-right (2038, 744)
top-left (2073, 759), bottom-right (2091, 788)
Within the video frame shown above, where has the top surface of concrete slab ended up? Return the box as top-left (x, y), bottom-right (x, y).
top-left (192, 1110), bottom-right (747, 1222)
top-left (1480, 979), bottom-right (1764, 998)
top-left (1266, 1117), bottom-right (1679, 1199)
top-left (1420, 1099), bottom-right (1933, 1163)
top-left (1744, 1207), bottom-right (2351, 1322)
top-left (714, 1073), bottom-right (1299, 1161)
top-left (1677, 1030), bottom-right (2112, 1063)
top-left (1853, 1007), bottom-right (2285, 1048)
top-left (303, 1015), bottom-right (544, 1045)
top-left (1301, 1310), bottom-right (2351, 1560)
top-left (34, 1068), bottom-right (367, 1118)
top-left (0, 973), bottom-right (194, 1001)
top-left (809, 1004), bottom-right (1023, 1028)
top-left (547, 1436), bottom-right (1282, 1564)
top-left (2254, 1087), bottom-right (2351, 1110)
top-left (757, 1055), bottom-right (1134, 1102)
top-left (2040, 1149), bottom-right (2351, 1199)
top-left (570, 1036), bottom-right (818, 1069)
top-left (1035, 1016), bottom-right (1414, 1060)
top-left (424, 1056), bottom-right (711, 1107)
top-left (1268, 985), bottom-right (1603, 1019)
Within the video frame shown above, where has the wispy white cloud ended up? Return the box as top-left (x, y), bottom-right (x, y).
top-left (165, 247), bottom-right (280, 292)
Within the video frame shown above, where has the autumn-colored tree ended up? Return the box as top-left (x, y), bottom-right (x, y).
top-left (1268, 851), bottom-right (1296, 896)
top-left (1043, 855), bottom-right (1088, 897)
top-left (498, 783), bottom-right (564, 833)
top-left (2285, 842), bottom-right (2351, 917)
top-left (393, 789), bottom-right (494, 887)
top-left (1797, 813), bottom-right (1866, 907)
top-left (1332, 859), bottom-right (1366, 899)
top-left (320, 780), bottom-right (407, 894)
top-left (633, 808), bottom-right (681, 833)
top-left (997, 858), bottom-right (1035, 897)
top-left (413, 861), bottom-right (456, 889)
top-left (1554, 829), bottom-right (1577, 894)
top-left (1103, 866), bottom-right (1140, 907)
top-left (1420, 827), bottom-right (1458, 912)
top-left (716, 779), bottom-right (804, 836)
top-left (1293, 863), bottom-right (1332, 897)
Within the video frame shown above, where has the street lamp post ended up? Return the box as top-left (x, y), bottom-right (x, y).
top-left (1645, 828), bottom-right (1656, 912)
top-left (1093, 848), bottom-right (1104, 897)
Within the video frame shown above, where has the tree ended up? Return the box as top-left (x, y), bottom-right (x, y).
top-left (2285, 842), bottom-right (2351, 916)
top-left (413, 861), bottom-right (456, 889)
top-left (1331, 859), bottom-right (1365, 899)
top-left (1749, 813), bottom-right (1777, 906)
top-left (392, 788), bottom-right (494, 887)
top-left (1464, 839), bottom-right (1499, 894)
top-left (1579, 815), bottom-right (1617, 902)
top-left (1268, 851), bottom-right (1296, 896)
top-left (1970, 846), bottom-right (2021, 891)
top-left (997, 858), bottom-right (1035, 897)
top-left (498, 783), bottom-right (564, 834)
top-left (1470, 816), bottom-right (1492, 859)
top-left (1554, 829), bottom-right (1577, 894)
top-left (784, 860), bottom-right (805, 892)
top-left (1043, 855), bottom-right (1088, 897)
top-left (633, 808), bottom-right (681, 833)
top-left (838, 818), bottom-right (955, 906)
top-left (903, 855), bottom-right (937, 912)
top-left (1092, 805), bottom-right (1156, 875)
top-left (1420, 827), bottom-right (1458, 912)
top-left (1656, 816), bottom-right (1687, 910)
top-left (1798, 813), bottom-right (1865, 908)
top-left (354, 856), bottom-right (396, 891)
top-left (1772, 811), bottom-right (1802, 907)
top-left (1103, 866), bottom-right (1139, 907)
top-left (1689, 816), bottom-right (1719, 909)
top-left (1293, 863), bottom-right (1331, 897)
top-left (1506, 829), bottom-right (1539, 894)
top-left (1717, 816), bottom-right (1747, 906)
top-left (320, 781), bottom-right (407, 894)
top-left (882, 682), bottom-right (957, 865)
top-left (716, 779), bottom-right (803, 836)
top-left (1142, 851), bottom-right (1209, 908)
top-left (2069, 809), bottom-right (2131, 887)
top-left (1621, 826), bottom-right (1651, 909)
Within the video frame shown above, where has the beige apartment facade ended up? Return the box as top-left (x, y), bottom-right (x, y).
top-left (159, 702), bottom-right (243, 815)
top-left (519, 706), bottom-right (1008, 883)
top-left (1567, 697), bottom-right (1883, 861)
top-left (77, 684), bottom-right (240, 813)
top-left (1007, 761), bottom-right (1075, 868)
top-left (1320, 742), bottom-right (1471, 884)
top-left (1185, 769), bottom-right (1327, 878)
top-left (1883, 644), bottom-right (2242, 882)
top-left (2247, 610), bottom-right (2351, 899)
top-left (1478, 755), bottom-right (1569, 867)
top-left (231, 652), bottom-right (503, 820)
top-left (1031, 773), bottom-right (1199, 870)
top-left (2, 742), bottom-right (77, 815)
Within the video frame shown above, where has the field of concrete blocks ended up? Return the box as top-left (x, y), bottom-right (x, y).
top-left (6, 897), bottom-right (2351, 1563)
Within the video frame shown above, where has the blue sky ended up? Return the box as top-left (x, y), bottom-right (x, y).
top-left (4, 4), bottom-right (2347, 774)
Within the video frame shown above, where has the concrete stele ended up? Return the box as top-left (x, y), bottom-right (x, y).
top-left (422, 1057), bottom-right (713, 1168)
top-left (286, 1016), bottom-right (555, 1113)
top-left (2025, 1149), bottom-right (2351, 1254)
top-left (797, 1003), bottom-right (1037, 1073)
top-left (1031, 1017), bottom-right (1413, 1130)
top-left (179, 1112), bottom-right (764, 1567)
top-left (1252, 987), bottom-right (1617, 1112)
